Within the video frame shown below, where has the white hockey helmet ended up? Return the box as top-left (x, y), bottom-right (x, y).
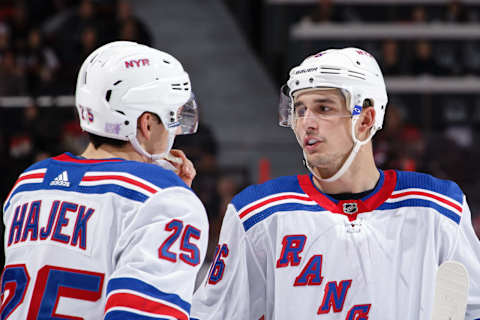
top-left (75, 41), bottom-right (198, 161)
top-left (278, 48), bottom-right (388, 182)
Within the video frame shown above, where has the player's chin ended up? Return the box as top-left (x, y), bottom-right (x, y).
top-left (306, 154), bottom-right (330, 167)
top-left (304, 155), bottom-right (319, 167)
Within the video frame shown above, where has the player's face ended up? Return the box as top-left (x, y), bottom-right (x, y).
top-left (292, 89), bottom-right (353, 174)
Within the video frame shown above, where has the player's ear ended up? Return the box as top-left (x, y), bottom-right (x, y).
top-left (137, 112), bottom-right (153, 141)
top-left (356, 100), bottom-right (375, 138)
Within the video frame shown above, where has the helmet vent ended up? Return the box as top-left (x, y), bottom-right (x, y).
top-left (171, 83), bottom-right (190, 91)
top-left (319, 71), bottom-right (341, 75)
top-left (113, 80), bottom-right (122, 86)
top-left (348, 70), bottom-right (366, 76)
top-left (347, 70), bottom-right (366, 80)
top-left (105, 90), bottom-right (112, 102)
top-left (90, 54), bottom-right (98, 63)
top-left (348, 74), bottom-right (366, 80)
top-left (320, 67), bottom-right (340, 71)
top-left (163, 59), bottom-right (170, 64)
top-left (318, 66), bottom-right (341, 75)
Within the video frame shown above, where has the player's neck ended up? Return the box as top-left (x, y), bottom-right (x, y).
top-left (312, 146), bottom-right (380, 195)
top-left (80, 143), bottom-right (144, 162)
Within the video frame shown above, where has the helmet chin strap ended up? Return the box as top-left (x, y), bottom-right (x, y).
top-left (128, 129), bottom-right (177, 171)
top-left (303, 116), bottom-right (377, 183)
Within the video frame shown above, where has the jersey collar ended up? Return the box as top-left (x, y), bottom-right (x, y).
top-left (52, 152), bottom-right (125, 163)
top-left (297, 170), bottom-right (397, 221)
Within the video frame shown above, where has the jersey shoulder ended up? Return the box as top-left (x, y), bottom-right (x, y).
top-left (394, 170), bottom-right (463, 204)
top-left (231, 175), bottom-right (304, 212)
top-left (19, 153), bottom-right (187, 190)
top-left (105, 160), bottom-right (187, 190)
top-left (388, 170), bottom-right (464, 224)
top-left (230, 175), bottom-right (322, 232)
top-left (4, 153), bottom-right (188, 211)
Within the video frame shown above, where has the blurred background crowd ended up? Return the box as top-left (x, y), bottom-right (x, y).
top-left (0, 0), bottom-right (479, 267)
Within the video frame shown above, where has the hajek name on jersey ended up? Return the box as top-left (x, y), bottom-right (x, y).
top-left (7, 200), bottom-right (95, 250)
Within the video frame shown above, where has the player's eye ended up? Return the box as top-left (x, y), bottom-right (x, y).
top-left (317, 105), bottom-right (332, 113)
top-left (294, 105), bottom-right (306, 117)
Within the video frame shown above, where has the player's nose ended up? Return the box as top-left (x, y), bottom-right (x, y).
top-left (302, 110), bottom-right (318, 129)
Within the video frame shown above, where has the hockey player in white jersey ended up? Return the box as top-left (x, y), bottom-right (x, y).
top-left (2, 41), bottom-right (209, 319)
top-left (191, 48), bottom-right (480, 319)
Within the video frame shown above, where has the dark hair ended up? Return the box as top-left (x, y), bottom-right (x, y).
top-left (363, 99), bottom-right (373, 108)
top-left (88, 133), bottom-right (128, 149)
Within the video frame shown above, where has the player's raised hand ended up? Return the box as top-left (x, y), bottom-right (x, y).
top-left (165, 149), bottom-right (196, 187)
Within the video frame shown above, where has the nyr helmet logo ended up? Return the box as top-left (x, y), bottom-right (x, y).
top-left (342, 203), bottom-right (358, 214)
top-left (124, 58), bottom-right (150, 68)
top-left (356, 50), bottom-right (372, 57)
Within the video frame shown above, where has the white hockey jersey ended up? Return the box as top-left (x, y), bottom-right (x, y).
top-left (191, 170), bottom-right (480, 320)
top-left (2, 152), bottom-right (209, 319)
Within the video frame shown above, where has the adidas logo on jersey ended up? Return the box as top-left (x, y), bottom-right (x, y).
top-left (50, 171), bottom-right (70, 187)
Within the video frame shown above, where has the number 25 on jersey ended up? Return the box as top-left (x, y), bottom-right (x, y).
top-left (159, 219), bottom-right (202, 266)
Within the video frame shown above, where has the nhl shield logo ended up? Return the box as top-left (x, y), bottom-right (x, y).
top-left (342, 203), bottom-right (358, 214)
